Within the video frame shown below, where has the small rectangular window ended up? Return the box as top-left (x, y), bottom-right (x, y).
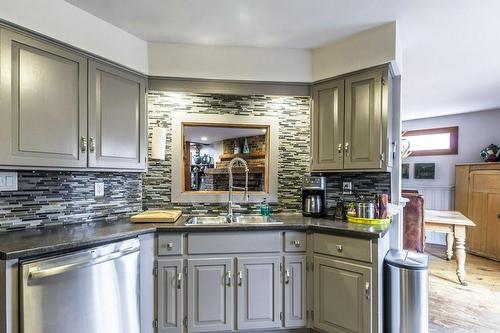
top-left (402, 126), bottom-right (458, 156)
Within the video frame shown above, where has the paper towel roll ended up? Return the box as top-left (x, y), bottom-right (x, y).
top-left (151, 126), bottom-right (167, 160)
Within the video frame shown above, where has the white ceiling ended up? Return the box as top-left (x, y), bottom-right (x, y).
top-left (184, 126), bottom-right (265, 144)
top-left (65, 0), bottom-right (500, 120)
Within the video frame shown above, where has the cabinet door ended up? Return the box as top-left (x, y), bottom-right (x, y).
top-left (88, 60), bottom-right (147, 170)
top-left (344, 70), bottom-right (383, 170)
top-left (311, 79), bottom-right (345, 171)
top-left (467, 171), bottom-right (500, 259)
top-left (0, 29), bottom-right (87, 168)
top-left (313, 256), bottom-right (372, 333)
top-left (188, 258), bottom-right (233, 332)
top-left (157, 259), bottom-right (183, 333)
top-left (284, 255), bottom-right (307, 328)
top-left (236, 256), bottom-right (281, 330)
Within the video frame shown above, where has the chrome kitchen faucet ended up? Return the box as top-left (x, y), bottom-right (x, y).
top-left (227, 157), bottom-right (249, 222)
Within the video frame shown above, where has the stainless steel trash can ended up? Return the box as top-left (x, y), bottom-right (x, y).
top-left (384, 249), bottom-right (429, 333)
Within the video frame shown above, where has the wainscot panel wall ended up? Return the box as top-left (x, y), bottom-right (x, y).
top-left (0, 171), bottom-right (142, 230)
top-left (143, 91), bottom-right (311, 214)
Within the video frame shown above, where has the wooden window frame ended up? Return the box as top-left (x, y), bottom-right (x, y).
top-left (403, 126), bottom-right (458, 156)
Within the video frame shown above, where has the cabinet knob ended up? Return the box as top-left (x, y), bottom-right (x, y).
top-left (89, 137), bottom-right (96, 153)
top-left (285, 269), bottom-right (290, 284)
top-left (80, 136), bottom-right (87, 153)
top-left (162, 242), bottom-right (174, 250)
top-left (344, 142), bottom-right (350, 156)
top-left (336, 244), bottom-right (343, 252)
top-left (177, 273), bottom-right (182, 289)
top-left (226, 271), bottom-right (232, 287)
top-left (237, 271), bottom-right (243, 286)
top-left (365, 282), bottom-right (370, 300)
top-left (292, 240), bottom-right (301, 248)
top-left (338, 143), bottom-right (343, 154)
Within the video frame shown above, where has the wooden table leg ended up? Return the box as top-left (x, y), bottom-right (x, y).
top-left (454, 225), bottom-right (467, 285)
top-left (446, 232), bottom-right (454, 260)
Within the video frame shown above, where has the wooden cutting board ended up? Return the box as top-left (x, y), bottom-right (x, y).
top-left (130, 210), bottom-right (182, 223)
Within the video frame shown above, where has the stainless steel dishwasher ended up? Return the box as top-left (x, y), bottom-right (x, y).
top-left (20, 238), bottom-right (141, 333)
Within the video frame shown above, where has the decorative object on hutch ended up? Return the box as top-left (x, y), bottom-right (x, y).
top-left (480, 144), bottom-right (500, 162)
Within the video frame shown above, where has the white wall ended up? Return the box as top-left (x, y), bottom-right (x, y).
top-left (402, 109), bottom-right (500, 244)
top-left (312, 22), bottom-right (401, 81)
top-left (402, 109), bottom-right (500, 187)
top-left (148, 42), bottom-right (312, 82)
top-left (1, 0), bottom-right (148, 73)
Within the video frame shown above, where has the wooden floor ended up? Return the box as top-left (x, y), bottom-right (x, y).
top-left (427, 244), bottom-right (500, 332)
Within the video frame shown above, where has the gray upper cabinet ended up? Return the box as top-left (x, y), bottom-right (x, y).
top-left (344, 70), bottom-right (383, 170)
top-left (88, 60), bottom-right (147, 170)
top-left (0, 28), bottom-right (88, 168)
top-left (311, 79), bottom-right (345, 171)
top-left (157, 259), bottom-right (183, 333)
top-left (284, 255), bottom-right (307, 328)
top-left (188, 258), bottom-right (233, 332)
top-left (236, 256), bottom-right (281, 330)
top-left (310, 66), bottom-right (390, 172)
top-left (313, 256), bottom-right (372, 333)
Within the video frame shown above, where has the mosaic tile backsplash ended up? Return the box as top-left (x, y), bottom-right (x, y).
top-left (0, 171), bottom-right (142, 230)
top-left (324, 172), bottom-right (391, 215)
top-left (143, 91), bottom-right (311, 214)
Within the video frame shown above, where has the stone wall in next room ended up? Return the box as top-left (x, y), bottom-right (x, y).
top-left (143, 91), bottom-right (311, 214)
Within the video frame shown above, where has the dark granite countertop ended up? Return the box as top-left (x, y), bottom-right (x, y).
top-left (0, 214), bottom-right (390, 260)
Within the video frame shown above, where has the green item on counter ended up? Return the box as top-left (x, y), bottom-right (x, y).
top-left (260, 199), bottom-right (270, 216)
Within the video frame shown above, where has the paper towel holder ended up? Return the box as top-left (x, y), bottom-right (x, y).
top-left (151, 120), bottom-right (167, 160)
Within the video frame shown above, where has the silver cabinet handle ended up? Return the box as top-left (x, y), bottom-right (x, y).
top-left (344, 142), bottom-right (350, 156)
top-left (365, 281), bottom-right (370, 300)
top-left (291, 240), bottom-right (301, 248)
top-left (80, 136), bottom-right (87, 153)
top-left (285, 269), bottom-right (290, 284)
top-left (237, 271), bottom-right (243, 286)
top-left (338, 143), bottom-right (343, 154)
top-left (336, 244), bottom-right (343, 252)
top-left (89, 137), bottom-right (96, 153)
top-left (226, 271), bottom-right (231, 287)
top-left (177, 272), bottom-right (182, 289)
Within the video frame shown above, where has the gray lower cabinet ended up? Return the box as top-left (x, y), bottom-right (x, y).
top-left (284, 255), bottom-right (307, 328)
top-left (88, 60), bottom-right (147, 170)
top-left (236, 256), bottom-right (281, 330)
top-left (188, 258), bottom-right (233, 332)
top-left (157, 259), bottom-right (183, 333)
top-left (313, 256), bottom-right (372, 333)
top-left (0, 28), bottom-right (88, 168)
top-left (344, 70), bottom-right (383, 170)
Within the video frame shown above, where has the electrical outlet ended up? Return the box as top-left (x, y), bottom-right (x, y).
top-left (342, 181), bottom-right (353, 195)
top-left (95, 182), bottom-right (105, 197)
top-left (0, 172), bottom-right (18, 191)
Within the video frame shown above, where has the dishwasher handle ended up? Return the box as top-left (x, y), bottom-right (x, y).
top-left (27, 244), bottom-right (140, 281)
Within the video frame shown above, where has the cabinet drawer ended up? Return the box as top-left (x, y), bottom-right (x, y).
top-left (158, 233), bottom-right (184, 256)
top-left (313, 233), bottom-right (372, 263)
top-left (284, 231), bottom-right (307, 252)
top-left (188, 232), bottom-right (280, 254)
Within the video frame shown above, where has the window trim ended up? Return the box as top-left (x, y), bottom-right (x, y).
top-left (403, 126), bottom-right (458, 156)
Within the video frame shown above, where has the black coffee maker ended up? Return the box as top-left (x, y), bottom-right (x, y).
top-left (302, 174), bottom-right (326, 217)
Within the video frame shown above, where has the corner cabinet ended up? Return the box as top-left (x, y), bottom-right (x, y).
top-left (0, 27), bottom-right (147, 171)
top-left (313, 256), bottom-right (372, 333)
top-left (311, 66), bottom-right (393, 172)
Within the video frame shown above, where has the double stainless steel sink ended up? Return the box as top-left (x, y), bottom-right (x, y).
top-left (186, 215), bottom-right (283, 225)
